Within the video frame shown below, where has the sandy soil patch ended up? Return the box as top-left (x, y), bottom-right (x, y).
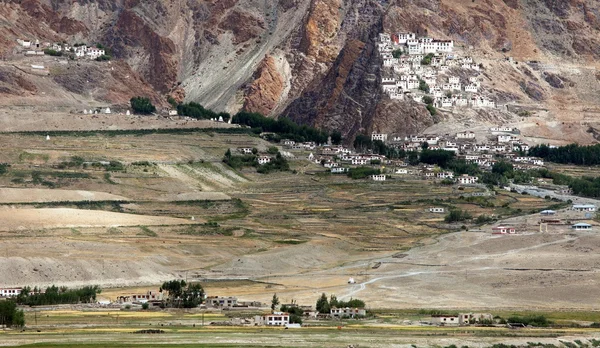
top-left (0, 188), bottom-right (128, 203)
top-left (0, 208), bottom-right (199, 231)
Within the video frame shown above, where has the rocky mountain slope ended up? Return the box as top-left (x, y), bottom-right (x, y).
top-left (1, 0), bottom-right (600, 141)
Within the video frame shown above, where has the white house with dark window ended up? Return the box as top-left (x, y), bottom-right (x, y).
top-left (572, 204), bottom-right (596, 212)
top-left (255, 312), bottom-right (290, 326)
top-left (258, 156), bottom-right (272, 165)
top-left (330, 307), bottom-right (366, 318)
top-left (456, 174), bottom-right (478, 184)
top-left (331, 167), bottom-right (348, 174)
top-left (429, 207), bottom-right (445, 213)
top-left (0, 288), bottom-right (23, 298)
top-left (371, 133), bottom-right (388, 142)
top-left (371, 174), bottom-right (386, 181)
top-left (572, 223), bottom-right (592, 231)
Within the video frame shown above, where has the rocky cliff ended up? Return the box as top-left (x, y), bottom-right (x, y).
top-left (2, 0), bottom-right (600, 141)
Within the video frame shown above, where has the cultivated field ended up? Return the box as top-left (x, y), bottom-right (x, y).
top-left (0, 130), bottom-right (598, 312)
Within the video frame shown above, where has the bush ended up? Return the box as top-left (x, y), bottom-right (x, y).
top-left (444, 209), bottom-right (472, 223)
top-left (43, 49), bottom-right (62, 56)
top-left (95, 55), bottom-right (111, 61)
top-left (421, 53), bottom-right (434, 65)
top-left (419, 80), bottom-right (430, 93)
top-left (0, 163), bottom-right (9, 175)
top-left (426, 104), bottom-right (437, 116)
top-left (142, 302), bottom-right (149, 310)
top-left (347, 167), bottom-right (380, 180)
top-left (422, 96), bottom-right (434, 105)
top-left (392, 49), bottom-right (403, 58)
top-left (130, 97), bottom-right (156, 115)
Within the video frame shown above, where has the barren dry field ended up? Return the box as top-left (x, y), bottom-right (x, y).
top-left (0, 130), bottom-right (598, 311)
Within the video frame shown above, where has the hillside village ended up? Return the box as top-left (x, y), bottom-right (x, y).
top-left (15, 38), bottom-right (108, 60)
top-left (377, 32), bottom-right (496, 109)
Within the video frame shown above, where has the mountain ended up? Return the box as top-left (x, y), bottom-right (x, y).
top-left (1, 0), bottom-right (600, 142)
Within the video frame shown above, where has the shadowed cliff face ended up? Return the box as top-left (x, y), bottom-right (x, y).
top-left (2, 0), bottom-right (600, 140)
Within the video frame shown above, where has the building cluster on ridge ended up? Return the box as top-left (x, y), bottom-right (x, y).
top-left (377, 32), bottom-right (496, 109)
top-left (16, 38), bottom-right (106, 60)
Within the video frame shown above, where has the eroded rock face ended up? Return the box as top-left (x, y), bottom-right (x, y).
top-left (243, 55), bottom-right (285, 116)
top-left (2, 0), bottom-right (600, 142)
top-left (218, 10), bottom-right (266, 45)
top-left (300, 0), bottom-right (343, 64)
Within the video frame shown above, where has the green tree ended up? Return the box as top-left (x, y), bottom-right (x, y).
top-left (426, 104), bottom-right (437, 116)
top-left (331, 130), bottom-right (343, 145)
top-left (419, 80), bottom-right (430, 93)
top-left (492, 161), bottom-right (514, 177)
top-left (142, 302), bottom-right (149, 310)
top-left (271, 293), bottom-right (280, 311)
top-left (444, 209), bottom-right (472, 223)
top-left (422, 96), bottom-right (434, 105)
top-left (316, 293), bottom-right (330, 313)
top-left (0, 301), bottom-right (24, 327)
top-left (421, 53), bottom-right (434, 65)
top-left (130, 96), bottom-right (156, 115)
top-left (392, 49), bottom-right (403, 58)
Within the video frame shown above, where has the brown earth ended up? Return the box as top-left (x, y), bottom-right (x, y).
top-left (2, 0), bottom-right (600, 142)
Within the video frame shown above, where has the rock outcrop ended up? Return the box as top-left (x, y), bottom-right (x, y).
top-left (243, 55), bottom-right (285, 116)
top-left (1, 0), bottom-right (600, 142)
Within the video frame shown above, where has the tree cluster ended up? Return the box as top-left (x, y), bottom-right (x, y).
top-left (347, 166), bottom-right (381, 180)
top-left (43, 49), bottom-right (62, 56)
top-left (233, 111), bottom-right (329, 144)
top-left (353, 135), bottom-right (406, 159)
top-left (315, 293), bottom-right (365, 314)
top-left (0, 301), bottom-right (24, 328)
top-left (223, 149), bottom-right (289, 174)
top-left (130, 97), bottom-right (156, 115)
top-left (15, 285), bottom-right (101, 306)
top-left (444, 209), bottom-right (472, 223)
top-left (176, 102), bottom-right (230, 121)
top-left (160, 280), bottom-right (204, 308)
top-left (529, 143), bottom-right (600, 166)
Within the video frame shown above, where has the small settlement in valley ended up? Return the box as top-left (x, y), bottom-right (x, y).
top-left (285, 125), bottom-right (544, 184)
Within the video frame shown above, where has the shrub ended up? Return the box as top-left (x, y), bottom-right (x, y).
top-left (426, 104), bottom-right (437, 116)
top-left (43, 49), bottom-right (62, 56)
top-left (95, 55), bottom-right (111, 61)
top-left (130, 97), bottom-right (156, 115)
top-left (142, 302), bottom-right (149, 310)
top-left (444, 209), bottom-right (472, 223)
top-left (421, 53), bottom-right (434, 65)
top-left (419, 80), bottom-right (430, 93)
top-left (347, 167), bottom-right (380, 180)
top-left (392, 49), bottom-right (403, 58)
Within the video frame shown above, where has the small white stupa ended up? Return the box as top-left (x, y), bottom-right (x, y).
top-left (228, 117), bottom-right (232, 124)
top-left (191, 216), bottom-right (195, 221)
top-left (126, 110), bottom-right (130, 116)
top-left (218, 115), bottom-right (224, 122)
top-left (83, 109), bottom-right (88, 114)
top-left (105, 107), bottom-right (111, 114)
top-left (45, 135), bottom-right (50, 141)
top-left (348, 277), bottom-right (355, 284)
